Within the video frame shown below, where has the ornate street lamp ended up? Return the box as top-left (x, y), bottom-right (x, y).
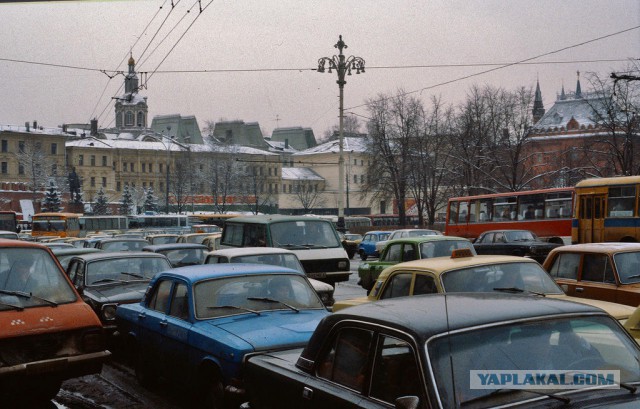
top-left (317, 35), bottom-right (365, 232)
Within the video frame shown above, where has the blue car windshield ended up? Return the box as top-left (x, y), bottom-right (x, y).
top-left (194, 274), bottom-right (324, 319)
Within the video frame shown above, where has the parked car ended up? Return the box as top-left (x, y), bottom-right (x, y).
top-left (65, 251), bottom-right (172, 333)
top-left (0, 239), bottom-right (110, 403)
top-left (146, 233), bottom-right (180, 245)
top-left (339, 232), bottom-right (362, 259)
top-left (177, 232), bottom-right (214, 244)
top-left (143, 243), bottom-right (208, 267)
top-left (242, 293), bottom-right (640, 409)
top-left (204, 247), bottom-right (335, 307)
top-left (374, 228), bottom-right (442, 254)
top-left (221, 215), bottom-right (351, 286)
top-left (357, 230), bottom-right (391, 260)
top-left (333, 250), bottom-right (636, 327)
top-left (94, 237), bottom-right (151, 252)
top-left (115, 264), bottom-right (330, 408)
top-left (544, 242), bottom-right (640, 307)
top-left (201, 233), bottom-right (222, 251)
top-left (358, 235), bottom-right (476, 291)
top-left (473, 229), bottom-right (562, 263)
top-left (51, 246), bottom-right (102, 270)
top-left (0, 230), bottom-right (19, 240)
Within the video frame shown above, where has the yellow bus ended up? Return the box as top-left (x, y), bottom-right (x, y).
top-left (31, 212), bottom-right (81, 238)
top-left (573, 175), bottom-right (640, 243)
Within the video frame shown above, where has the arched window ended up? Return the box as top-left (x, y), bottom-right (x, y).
top-left (137, 111), bottom-right (145, 127)
top-left (125, 111), bottom-right (134, 126)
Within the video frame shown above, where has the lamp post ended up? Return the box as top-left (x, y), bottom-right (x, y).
top-left (162, 126), bottom-right (172, 214)
top-left (317, 35), bottom-right (365, 232)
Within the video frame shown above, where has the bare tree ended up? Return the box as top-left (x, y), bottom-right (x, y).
top-left (170, 155), bottom-right (192, 214)
top-left (293, 178), bottom-right (325, 213)
top-left (322, 115), bottom-right (362, 142)
top-left (15, 139), bottom-right (56, 197)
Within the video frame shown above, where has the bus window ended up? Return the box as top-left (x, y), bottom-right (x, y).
top-left (608, 185), bottom-right (635, 217)
top-left (457, 202), bottom-right (469, 224)
top-left (478, 199), bottom-right (492, 222)
top-left (468, 201), bottom-right (478, 223)
top-left (448, 201), bottom-right (459, 225)
top-left (518, 194), bottom-right (544, 220)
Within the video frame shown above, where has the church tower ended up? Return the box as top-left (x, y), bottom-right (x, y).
top-left (532, 79), bottom-right (545, 124)
top-left (114, 54), bottom-right (149, 129)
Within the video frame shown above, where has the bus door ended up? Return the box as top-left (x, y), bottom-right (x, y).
top-left (578, 194), bottom-right (605, 243)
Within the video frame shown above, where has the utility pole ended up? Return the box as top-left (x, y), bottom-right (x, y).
top-left (317, 35), bottom-right (365, 232)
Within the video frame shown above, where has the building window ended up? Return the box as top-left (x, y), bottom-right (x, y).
top-left (18, 141), bottom-right (25, 153)
top-left (360, 159), bottom-right (363, 166)
top-left (289, 184), bottom-right (292, 193)
top-left (159, 164), bottom-right (164, 173)
top-left (274, 167), bottom-right (278, 176)
top-left (149, 163), bottom-right (153, 172)
top-left (353, 174), bottom-right (358, 184)
top-left (130, 163), bottom-right (134, 172)
top-left (142, 163), bottom-right (146, 172)
top-left (90, 155), bottom-right (96, 166)
top-left (1, 162), bottom-right (7, 174)
top-left (18, 164), bottom-right (24, 175)
top-left (361, 175), bottom-right (365, 184)
top-left (90, 177), bottom-right (95, 187)
top-left (51, 143), bottom-right (57, 155)
top-left (275, 184), bottom-right (278, 193)
top-left (112, 161), bottom-right (116, 170)
top-left (102, 156), bottom-right (107, 166)
top-left (79, 155), bottom-right (84, 166)
top-left (117, 181), bottom-right (121, 192)
top-left (125, 111), bottom-right (134, 126)
top-left (102, 177), bottom-right (106, 187)
top-left (137, 111), bottom-right (145, 127)
top-left (123, 162), bottom-right (127, 172)
top-left (353, 158), bottom-right (357, 165)
top-left (268, 168), bottom-right (272, 176)
top-left (1, 140), bottom-right (7, 153)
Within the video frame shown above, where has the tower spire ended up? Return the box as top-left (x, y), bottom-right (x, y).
top-left (532, 79), bottom-right (545, 124)
top-left (575, 70), bottom-right (582, 98)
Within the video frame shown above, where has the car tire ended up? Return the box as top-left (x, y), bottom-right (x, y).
top-left (134, 347), bottom-right (157, 388)
top-left (360, 251), bottom-right (367, 261)
top-left (199, 367), bottom-right (224, 409)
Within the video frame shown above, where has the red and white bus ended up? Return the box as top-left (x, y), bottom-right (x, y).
top-left (445, 187), bottom-right (574, 244)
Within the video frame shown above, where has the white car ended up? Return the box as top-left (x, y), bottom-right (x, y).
top-left (204, 247), bottom-right (335, 307)
top-left (374, 228), bottom-right (442, 254)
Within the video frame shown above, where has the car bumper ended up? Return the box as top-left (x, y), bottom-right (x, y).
top-left (0, 350), bottom-right (111, 380)
top-left (307, 271), bottom-right (351, 282)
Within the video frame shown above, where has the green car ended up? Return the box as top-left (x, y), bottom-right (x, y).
top-left (357, 235), bottom-right (476, 291)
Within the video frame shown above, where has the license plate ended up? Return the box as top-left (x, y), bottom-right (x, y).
top-left (308, 272), bottom-right (327, 279)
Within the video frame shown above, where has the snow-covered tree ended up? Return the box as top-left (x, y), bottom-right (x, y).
top-left (143, 188), bottom-right (159, 214)
top-left (119, 185), bottom-right (134, 215)
top-left (41, 179), bottom-right (62, 212)
top-left (93, 188), bottom-right (110, 215)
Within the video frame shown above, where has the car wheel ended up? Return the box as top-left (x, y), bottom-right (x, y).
top-left (360, 251), bottom-right (367, 261)
top-left (134, 347), bottom-right (157, 388)
top-left (199, 367), bottom-right (224, 409)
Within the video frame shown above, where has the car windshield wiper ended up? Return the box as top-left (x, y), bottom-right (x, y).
top-left (0, 299), bottom-right (24, 311)
top-left (278, 243), bottom-right (307, 250)
top-left (493, 287), bottom-right (546, 297)
top-left (626, 274), bottom-right (640, 280)
top-left (300, 244), bottom-right (328, 249)
top-left (247, 297), bottom-right (299, 313)
top-left (120, 272), bottom-right (147, 280)
top-left (0, 289), bottom-right (58, 307)
top-left (207, 305), bottom-right (261, 315)
top-left (91, 278), bottom-right (128, 285)
top-left (461, 388), bottom-right (570, 406)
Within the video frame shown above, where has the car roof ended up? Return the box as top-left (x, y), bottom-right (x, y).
top-left (301, 293), bottom-right (603, 361)
top-left (68, 251), bottom-right (169, 262)
top-left (385, 236), bottom-right (469, 245)
top-left (97, 238), bottom-right (149, 242)
top-left (207, 247), bottom-right (296, 257)
top-left (225, 215), bottom-right (330, 224)
top-left (363, 231), bottom-right (391, 236)
top-left (154, 263), bottom-right (305, 283)
top-left (480, 229), bottom-right (533, 234)
top-left (50, 247), bottom-right (102, 256)
top-left (380, 254), bottom-right (538, 277)
top-left (549, 242), bottom-right (640, 254)
top-left (0, 238), bottom-right (53, 249)
top-left (143, 243), bottom-right (208, 251)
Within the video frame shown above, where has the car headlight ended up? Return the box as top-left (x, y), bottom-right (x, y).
top-left (338, 261), bottom-right (349, 270)
top-left (101, 303), bottom-right (118, 321)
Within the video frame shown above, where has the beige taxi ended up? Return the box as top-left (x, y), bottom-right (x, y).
top-left (333, 249), bottom-right (636, 328)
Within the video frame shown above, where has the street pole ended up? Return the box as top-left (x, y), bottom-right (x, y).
top-left (317, 35), bottom-right (365, 232)
top-left (165, 126), bottom-right (171, 214)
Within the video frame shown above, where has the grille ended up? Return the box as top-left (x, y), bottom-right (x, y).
top-left (0, 331), bottom-right (73, 367)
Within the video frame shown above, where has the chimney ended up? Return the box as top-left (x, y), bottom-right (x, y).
top-left (25, 122), bottom-right (30, 132)
top-left (62, 124), bottom-right (68, 133)
top-left (90, 118), bottom-right (98, 136)
top-left (285, 139), bottom-right (289, 149)
top-left (33, 120), bottom-right (37, 129)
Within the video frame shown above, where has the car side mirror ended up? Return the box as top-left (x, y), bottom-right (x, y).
top-left (395, 396), bottom-right (419, 409)
top-left (560, 284), bottom-right (569, 292)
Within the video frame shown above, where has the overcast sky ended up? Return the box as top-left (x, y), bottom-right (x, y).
top-left (1, 0), bottom-right (638, 140)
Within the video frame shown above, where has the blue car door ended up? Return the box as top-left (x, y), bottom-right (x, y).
top-left (136, 279), bottom-right (174, 374)
top-left (160, 280), bottom-right (193, 382)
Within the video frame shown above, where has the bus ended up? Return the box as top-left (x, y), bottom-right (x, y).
top-left (127, 214), bottom-right (189, 231)
top-left (573, 175), bottom-right (640, 243)
top-left (0, 211), bottom-right (18, 232)
top-left (187, 213), bottom-right (240, 228)
top-left (79, 215), bottom-right (129, 235)
top-left (310, 215), bottom-right (373, 232)
top-left (445, 187), bottom-right (574, 244)
top-left (366, 214), bottom-right (421, 227)
top-left (31, 212), bottom-right (81, 238)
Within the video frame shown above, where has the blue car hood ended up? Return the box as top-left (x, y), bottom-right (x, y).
top-left (208, 310), bottom-right (326, 351)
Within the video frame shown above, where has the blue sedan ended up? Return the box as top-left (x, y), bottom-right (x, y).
top-left (115, 263), bottom-right (329, 408)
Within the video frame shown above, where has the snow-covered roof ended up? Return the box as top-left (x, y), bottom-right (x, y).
top-left (281, 167), bottom-right (324, 181)
top-left (0, 124), bottom-right (71, 135)
top-left (295, 136), bottom-right (368, 156)
top-left (65, 137), bottom-right (277, 155)
top-left (264, 139), bottom-right (298, 153)
top-left (531, 94), bottom-right (606, 132)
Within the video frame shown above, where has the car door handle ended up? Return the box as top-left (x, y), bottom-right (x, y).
top-left (575, 287), bottom-right (584, 293)
top-left (302, 386), bottom-right (313, 400)
top-left (137, 312), bottom-right (146, 320)
top-left (159, 321), bottom-right (168, 327)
